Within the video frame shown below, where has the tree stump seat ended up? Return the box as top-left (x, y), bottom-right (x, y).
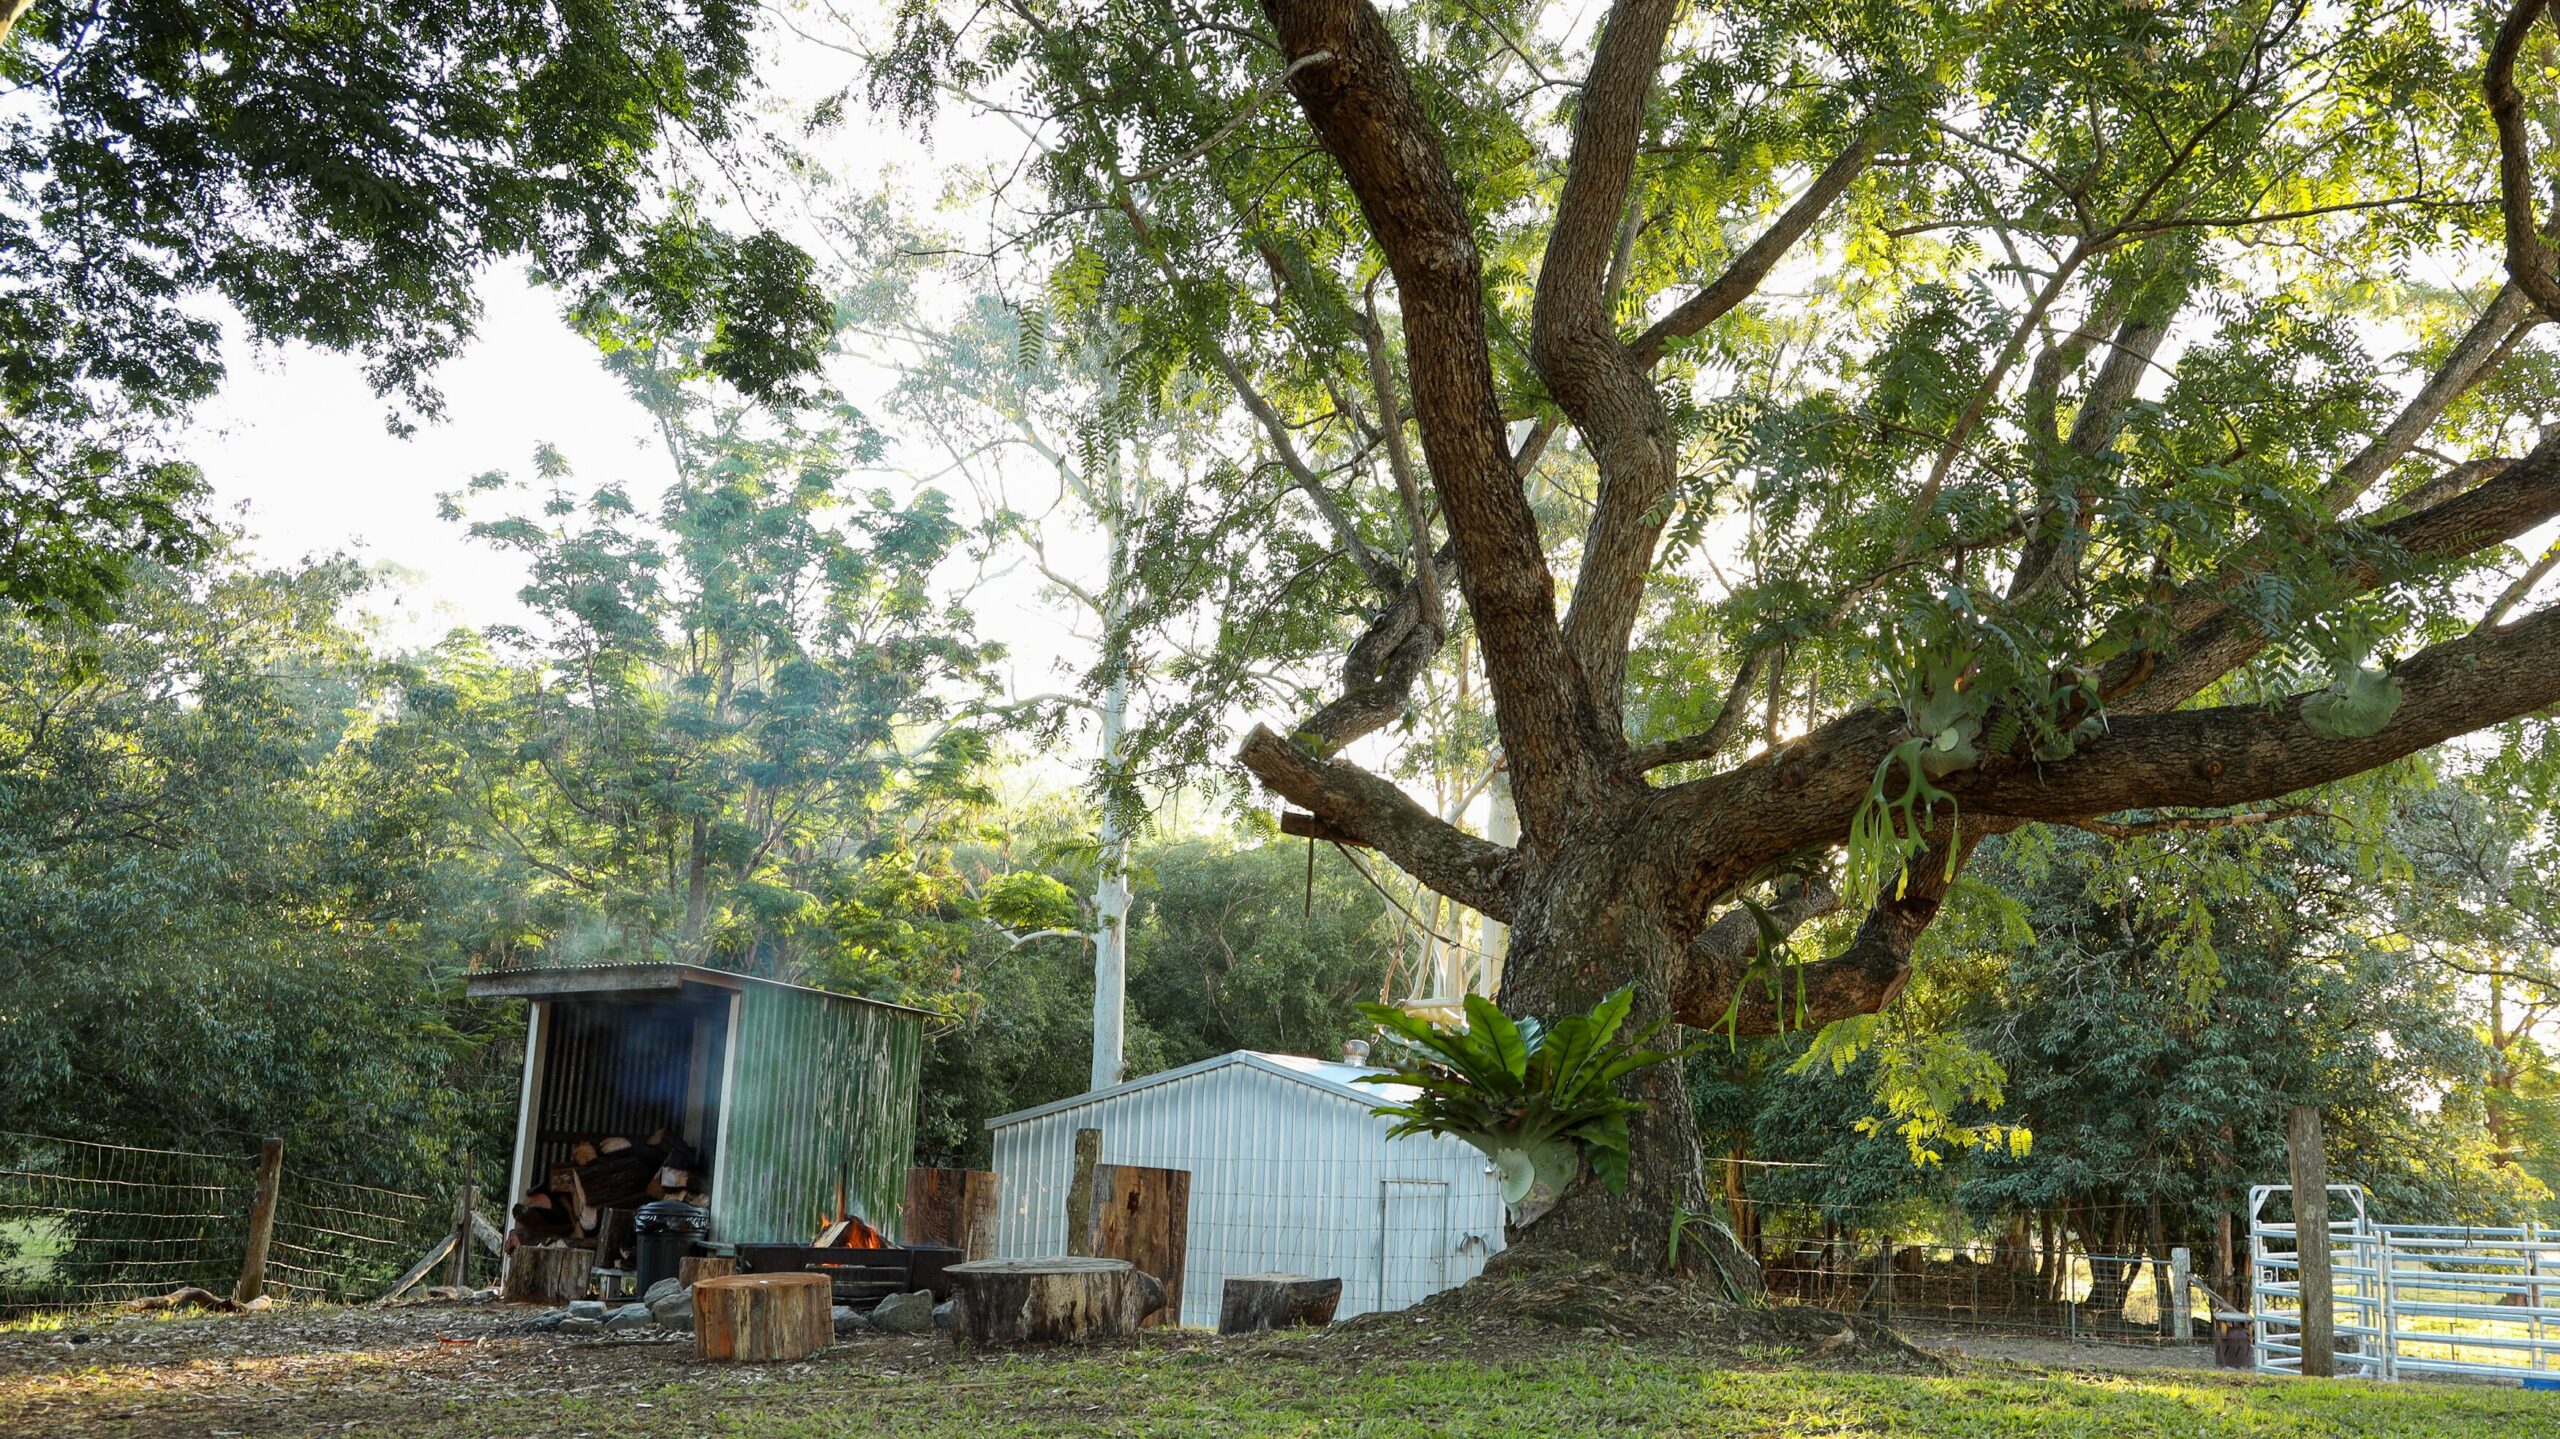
top-left (945, 1256), bottom-right (1165, 1347)
top-left (677, 1255), bottom-right (736, 1288)
top-left (1218, 1273), bottom-right (1341, 1334)
top-left (693, 1272), bottom-right (832, 1361)
top-left (500, 1243), bottom-right (593, 1305)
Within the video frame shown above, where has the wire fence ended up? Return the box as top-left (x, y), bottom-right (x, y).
top-left (0, 1132), bottom-right (250, 1310)
top-left (268, 1171), bottom-right (450, 1305)
top-left (1741, 1197), bottom-right (2225, 1345)
top-left (0, 1131), bottom-right (452, 1315)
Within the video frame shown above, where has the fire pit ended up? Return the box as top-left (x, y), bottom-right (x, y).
top-left (732, 1240), bottom-right (963, 1306)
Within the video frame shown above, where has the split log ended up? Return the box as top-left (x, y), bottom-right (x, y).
top-left (1095, 1164), bottom-right (1189, 1327)
top-left (906, 1166), bottom-right (1000, 1260)
top-left (500, 1243), bottom-right (593, 1305)
top-left (944, 1257), bottom-right (1164, 1347)
top-left (693, 1273), bottom-right (832, 1362)
top-left (1218, 1273), bottom-right (1341, 1335)
top-left (678, 1255), bottom-right (737, 1287)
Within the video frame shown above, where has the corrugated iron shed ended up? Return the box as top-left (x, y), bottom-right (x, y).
top-left (469, 963), bottom-right (928, 1246)
top-left (988, 1051), bottom-right (1507, 1327)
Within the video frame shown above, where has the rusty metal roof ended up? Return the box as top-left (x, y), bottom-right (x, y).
top-left (462, 960), bottom-right (938, 1019)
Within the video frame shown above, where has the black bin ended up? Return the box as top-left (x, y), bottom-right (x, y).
top-left (633, 1199), bottom-right (709, 1294)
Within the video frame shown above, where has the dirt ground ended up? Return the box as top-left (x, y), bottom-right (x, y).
top-left (0, 1301), bottom-right (952, 1437)
top-left (0, 1296), bottom-right (2229, 1438)
top-left (1894, 1320), bottom-right (2222, 1373)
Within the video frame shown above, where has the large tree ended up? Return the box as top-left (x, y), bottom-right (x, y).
top-left (877, 0), bottom-right (2560, 1273)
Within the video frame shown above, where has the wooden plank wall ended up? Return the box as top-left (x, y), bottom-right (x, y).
top-left (1095, 1163), bottom-right (1190, 1328)
top-left (903, 1167), bottom-right (999, 1259)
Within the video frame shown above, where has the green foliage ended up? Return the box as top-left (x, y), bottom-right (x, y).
top-left (0, 547), bottom-right (511, 1191)
top-left (1358, 987), bottom-right (1686, 1218)
top-left (405, 386), bottom-right (999, 983)
top-left (0, 0), bottom-right (824, 618)
top-left (1703, 817), bottom-right (2549, 1274)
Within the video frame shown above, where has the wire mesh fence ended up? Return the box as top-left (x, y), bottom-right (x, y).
top-left (268, 1171), bottom-right (450, 1305)
top-left (1739, 1197), bottom-right (2223, 1346)
top-left (0, 1131), bottom-right (454, 1315)
top-left (0, 1131), bottom-right (251, 1310)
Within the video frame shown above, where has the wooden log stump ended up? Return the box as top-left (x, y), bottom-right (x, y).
top-left (693, 1273), bottom-right (832, 1362)
top-left (945, 1257), bottom-right (1164, 1347)
top-left (678, 1255), bottom-right (737, 1288)
top-left (1218, 1273), bottom-right (1341, 1335)
top-left (500, 1243), bottom-right (593, 1305)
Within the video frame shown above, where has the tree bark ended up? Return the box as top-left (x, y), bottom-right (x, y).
top-left (692, 1273), bottom-right (831, 1361)
top-left (946, 1257), bottom-right (1164, 1346)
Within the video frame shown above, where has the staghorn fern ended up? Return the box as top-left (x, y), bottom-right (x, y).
top-left (1354, 986), bottom-right (1690, 1227)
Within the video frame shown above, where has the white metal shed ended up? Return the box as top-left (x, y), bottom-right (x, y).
top-left (987, 1051), bottom-right (1507, 1328)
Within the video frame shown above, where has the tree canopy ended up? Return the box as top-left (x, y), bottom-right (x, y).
top-left (868, 0), bottom-right (2560, 1264)
top-left (0, 0), bottom-right (828, 619)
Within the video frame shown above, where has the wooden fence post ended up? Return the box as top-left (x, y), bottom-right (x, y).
top-left (2287, 1104), bottom-right (2334, 1377)
top-left (2168, 1247), bottom-right (2194, 1341)
top-left (1066, 1128), bottom-right (1102, 1256)
top-left (233, 1136), bottom-right (285, 1305)
top-left (446, 1149), bottom-right (474, 1292)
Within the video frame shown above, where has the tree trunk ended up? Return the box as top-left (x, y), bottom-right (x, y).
top-left (1493, 842), bottom-right (1756, 1291)
top-left (1218, 1273), bottom-right (1341, 1334)
top-left (1088, 454), bottom-right (1139, 1092)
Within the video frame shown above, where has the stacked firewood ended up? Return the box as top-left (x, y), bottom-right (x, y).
top-left (506, 1128), bottom-right (703, 1262)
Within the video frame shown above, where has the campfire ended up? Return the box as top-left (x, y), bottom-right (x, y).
top-left (732, 1209), bottom-right (962, 1306)
top-left (816, 1213), bottom-right (887, 1249)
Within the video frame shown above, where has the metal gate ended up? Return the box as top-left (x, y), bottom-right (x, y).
top-left (2250, 1183), bottom-right (2560, 1383)
top-left (1379, 1179), bottom-right (1449, 1312)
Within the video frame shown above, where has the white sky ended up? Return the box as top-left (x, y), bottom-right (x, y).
top-left (187, 271), bottom-right (666, 651)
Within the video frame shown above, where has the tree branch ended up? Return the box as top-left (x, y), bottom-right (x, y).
top-left (2109, 430), bottom-right (2560, 710)
top-left (1960, 601), bottom-right (2560, 820)
top-left (1237, 722), bottom-right (1520, 918)
top-left (2062, 803), bottom-right (2329, 838)
top-left (1267, 0), bottom-right (1609, 831)
top-left (1630, 642), bottom-right (1778, 772)
top-left (2486, 0), bottom-right (2560, 320)
top-left (1628, 130), bottom-right (1881, 369)
top-left (1676, 828), bottom-right (1988, 1036)
top-left (2319, 282), bottom-right (2541, 515)
top-left (1531, 0), bottom-right (1682, 727)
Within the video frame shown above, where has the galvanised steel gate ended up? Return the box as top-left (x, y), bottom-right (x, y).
top-left (2250, 1183), bottom-right (2560, 1385)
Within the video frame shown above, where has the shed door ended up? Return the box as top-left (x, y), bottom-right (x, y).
top-left (1379, 1179), bottom-right (1450, 1311)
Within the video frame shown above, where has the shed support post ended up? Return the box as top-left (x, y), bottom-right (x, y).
top-left (508, 1000), bottom-right (551, 1211)
top-left (2288, 1104), bottom-right (2334, 1377)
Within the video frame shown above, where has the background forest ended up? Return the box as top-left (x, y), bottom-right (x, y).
top-left (2, 339), bottom-right (2552, 1288)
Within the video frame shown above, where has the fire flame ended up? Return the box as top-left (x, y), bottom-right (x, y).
top-left (817, 1212), bottom-right (888, 1249)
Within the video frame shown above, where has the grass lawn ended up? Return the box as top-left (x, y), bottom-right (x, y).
top-left (6, 1303), bottom-right (2555, 1437)
top-left (561, 1349), bottom-right (2556, 1439)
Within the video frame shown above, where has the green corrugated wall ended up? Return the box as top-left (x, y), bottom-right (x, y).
top-left (714, 984), bottom-right (924, 1244)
